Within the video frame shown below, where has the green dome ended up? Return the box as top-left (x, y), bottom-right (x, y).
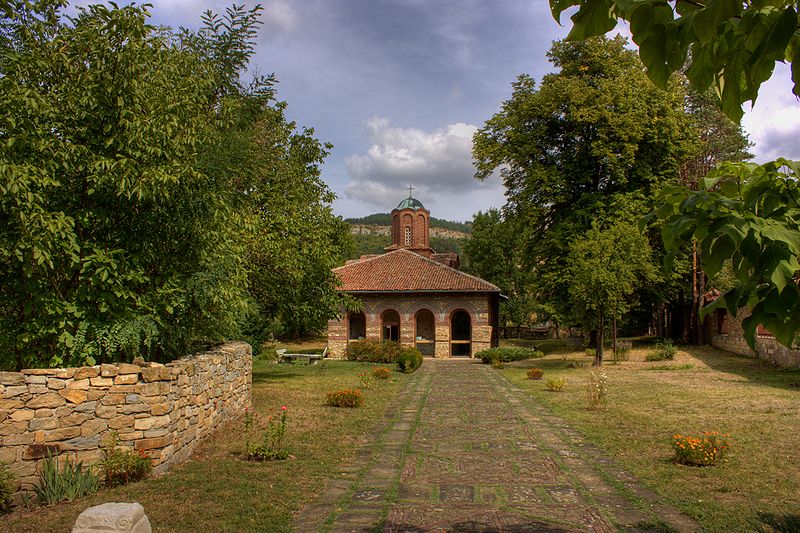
top-left (396, 197), bottom-right (425, 210)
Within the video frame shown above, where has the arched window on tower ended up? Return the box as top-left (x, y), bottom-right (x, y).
top-left (404, 226), bottom-right (412, 245)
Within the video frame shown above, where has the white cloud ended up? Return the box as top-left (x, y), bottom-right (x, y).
top-left (344, 118), bottom-right (498, 210)
top-left (742, 63), bottom-right (800, 162)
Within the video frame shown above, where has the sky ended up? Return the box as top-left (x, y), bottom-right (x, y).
top-left (74, 1), bottom-right (800, 222)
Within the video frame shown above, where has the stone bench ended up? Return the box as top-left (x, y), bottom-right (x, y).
top-left (276, 347), bottom-right (327, 364)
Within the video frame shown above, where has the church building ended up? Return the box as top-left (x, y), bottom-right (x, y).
top-left (327, 193), bottom-right (501, 358)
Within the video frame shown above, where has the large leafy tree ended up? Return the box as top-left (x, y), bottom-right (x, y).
top-left (474, 36), bottom-right (694, 335)
top-left (550, 1), bottom-right (800, 349)
top-left (0, 2), bottom-right (349, 368)
top-left (550, 0), bottom-right (800, 120)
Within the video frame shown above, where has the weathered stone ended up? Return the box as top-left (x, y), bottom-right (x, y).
top-left (27, 393), bottom-right (66, 409)
top-left (80, 418), bottom-right (107, 437)
top-left (0, 372), bottom-right (25, 386)
top-left (61, 435), bottom-right (100, 451)
top-left (60, 390), bottom-right (88, 405)
top-left (140, 367), bottom-right (171, 383)
top-left (126, 394), bottom-right (142, 404)
top-left (4, 385), bottom-right (28, 398)
top-left (120, 404), bottom-right (150, 415)
top-left (114, 374), bottom-right (139, 385)
top-left (60, 412), bottom-right (92, 427)
top-left (44, 427), bottom-right (82, 441)
top-left (89, 377), bottom-right (114, 388)
top-left (0, 444), bottom-right (17, 462)
top-left (10, 410), bottom-right (34, 422)
top-left (34, 408), bottom-right (54, 418)
top-left (29, 417), bottom-right (59, 431)
top-left (117, 431), bottom-right (143, 441)
top-left (23, 443), bottom-right (61, 460)
top-left (72, 502), bottom-right (152, 533)
top-left (151, 415), bottom-right (170, 429)
top-left (117, 364), bottom-right (141, 375)
top-left (100, 364), bottom-right (119, 377)
top-left (109, 415), bottom-right (135, 430)
top-left (53, 368), bottom-right (75, 379)
top-left (86, 390), bottom-right (106, 401)
top-left (67, 378), bottom-right (90, 390)
top-left (135, 435), bottom-right (172, 451)
top-left (0, 399), bottom-right (24, 409)
top-left (73, 367), bottom-right (99, 380)
top-left (25, 375), bottom-right (47, 384)
top-left (47, 378), bottom-right (67, 390)
top-left (0, 420), bottom-right (28, 436)
top-left (150, 403), bottom-right (169, 416)
top-left (3, 432), bottom-right (34, 445)
top-left (95, 405), bottom-right (117, 418)
top-left (101, 393), bottom-right (127, 406)
top-left (134, 418), bottom-right (154, 431)
top-left (74, 401), bottom-right (98, 414)
top-left (137, 382), bottom-right (170, 397)
top-left (27, 384), bottom-right (48, 394)
top-left (143, 429), bottom-right (169, 439)
top-left (34, 430), bottom-right (44, 443)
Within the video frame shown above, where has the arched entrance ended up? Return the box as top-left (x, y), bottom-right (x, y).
top-left (450, 310), bottom-right (471, 357)
top-left (415, 309), bottom-right (435, 356)
top-left (381, 309), bottom-right (400, 342)
top-left (348, 311), bottom-right (366, 340)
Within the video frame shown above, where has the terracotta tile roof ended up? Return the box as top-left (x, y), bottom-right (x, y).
top-left (334, 249), bottom-right (500, 293)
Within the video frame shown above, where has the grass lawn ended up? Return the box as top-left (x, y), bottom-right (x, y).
top-left (498, 339), bottom-right (800, 532)
top-left (1, 354), bottom-right (408, 532)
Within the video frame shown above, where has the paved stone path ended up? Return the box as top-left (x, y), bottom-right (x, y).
top-left (296, 360), bottom-right (698, 533)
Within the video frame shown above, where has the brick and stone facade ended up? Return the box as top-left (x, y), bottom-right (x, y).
top-left (0, 342), bottom-right (251, 501)
top-left (329, 195), bottom-right (500, 359)
top-left (708, 308), bottom-right (800, 368)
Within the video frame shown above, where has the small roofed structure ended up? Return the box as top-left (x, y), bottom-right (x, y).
top-left (328, 192), bottom-right (500, 358)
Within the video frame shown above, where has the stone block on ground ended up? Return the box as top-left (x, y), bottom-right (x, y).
top-left (72, 502), bottom-right (152, 533)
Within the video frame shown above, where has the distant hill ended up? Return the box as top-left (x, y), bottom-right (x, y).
top-left (345, 213), bottom-right (472, 233)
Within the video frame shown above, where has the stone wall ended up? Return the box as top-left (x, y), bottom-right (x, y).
top-left (0, 342), bottom-right (251, 500)
top-left (710, 309), bottom-right (800, 368)
top-left (328, 293), bottom-right (498, 359)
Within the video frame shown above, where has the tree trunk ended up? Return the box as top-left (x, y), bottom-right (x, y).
top-left (690, 240), bottom-right (700, 344)
top-left (612, 314), bottom-right (617, 355)
top-left (588, 329), bottom-right (598, 349)
top-left (594, 306), bottom-right (604, 367)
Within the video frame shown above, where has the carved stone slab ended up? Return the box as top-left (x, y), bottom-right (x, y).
top-left (72, 502), bottom-right (151, 533)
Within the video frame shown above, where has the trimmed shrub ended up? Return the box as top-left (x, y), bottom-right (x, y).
top-left (476, 347), bottom-right (544, 364)
top-left (0, 462), bottom-right (15, 513)
top-left (646, 340), bottom-right (677, 361)
top-left (326, 389), bottom-right (363, 408)
top-left (527, 368), bottom-right (543, 380)
top-left (345, 340), bottom-right (401, 363)
top-left (545, 377), bottom-right (566, 392)
top-left (373, 367), bottom-right (391, 379)
top-left (397, 348), bottom-right (423, 373)
top-left (672, 432), bottom-right (730, 466)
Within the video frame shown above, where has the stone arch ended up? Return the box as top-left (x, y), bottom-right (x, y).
top-left (381, 309), bottom-right (401, 342)
top-left (450, 308), bottom-right (472, 357)
top-left (414, 309), bottom-right (436, 356)
top-left (348, 311), bottom-right (366, 340)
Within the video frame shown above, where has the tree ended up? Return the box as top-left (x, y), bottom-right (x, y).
top-left (550, 1), bottom-right (800, 349)
top-left (473, 36), bottom-right (694, 335)
top-left (567, 221), bottom-right (658, 365)
top-left (463, 209), bottom-right (538, 329)
top-left (550, 1), bottom-right (800, 121)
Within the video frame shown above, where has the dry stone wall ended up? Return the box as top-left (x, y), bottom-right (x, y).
top-left (0, 342), bottom-right (251, 499)
top-left (711, 309), bottom-right (800, 368)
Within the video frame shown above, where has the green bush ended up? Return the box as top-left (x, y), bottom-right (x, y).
top-left (101, 434), bottom-right (152, 487)
top-left (545, 377), bottom-right (567, 392)
top-left (345, 340), bottom-right (401, 363)
top-left (0, 461), bottom-right (15, 513)
top-left (646, 340), bottom-right (677, 361)
top-left (476, 347), bottom-right (544, 364)
top-left (397, 348), bottom-right (423, 373)
top-left (34, 451), bottom-right (99, 506)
